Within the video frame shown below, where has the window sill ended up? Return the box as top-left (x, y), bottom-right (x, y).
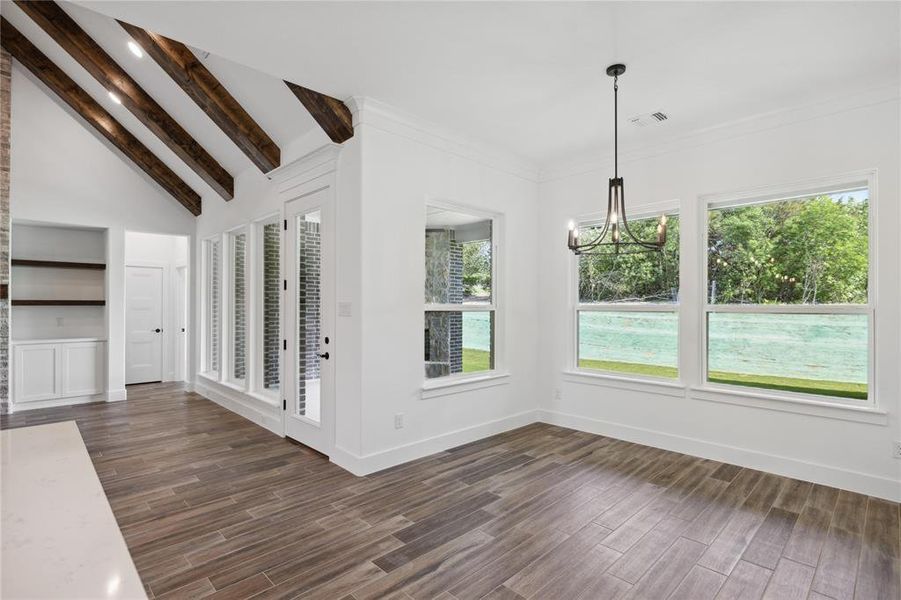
top-left (562, 370), bottom-right (686, 398)
top-left (421, 372), bottom-right (510, 399)
top-left (247, 390), bottom-right (280, 408)
top-left (198, 371), bottom-right (220, 384)
top-left (689, 384), bottom-right (888, 426)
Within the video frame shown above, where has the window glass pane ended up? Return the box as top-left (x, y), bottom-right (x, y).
top-left (425, 208), bottom-right (492, 305)
top-left (232, 233), bottom-right (247, 380)
top-left (707, 312), bottom-right (867, 400)
top-left (262, 222), bottom-right (280, 390)
top-left (578, 311), bottom-right (678, 378)
top-left (296, 211), bottom-right (321, 422)
top-left (707, 189), bottom-right (868, 305)
top-left (208, 240), bottom-right (221, 373)
top-left (424, 311), bottom-right (494, 378)
top-left (579, 215), bottom-right (679, 303)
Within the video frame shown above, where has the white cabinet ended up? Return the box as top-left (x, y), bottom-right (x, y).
top-left (12, 339), bottom-right (106, 406)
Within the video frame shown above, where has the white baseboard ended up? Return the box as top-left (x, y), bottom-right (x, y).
top-left (330, 409), bottom-right (540, 476)
top-left (193, 378), bottom-right (282, 436)
top-left (539, 409), bottom-right (901, 503)
top-left (106, 389), bottom-right (127, 402)
top-left (9, 393), bottom-right (106, 413)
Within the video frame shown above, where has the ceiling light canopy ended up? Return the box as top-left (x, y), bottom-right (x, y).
top-left (567, 64), bottom-right (667, 256)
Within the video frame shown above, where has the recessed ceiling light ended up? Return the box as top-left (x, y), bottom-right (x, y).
top-left (127, 40), bottom-right (143, 58)
top-left (108, 91), bottom-right (122, 105)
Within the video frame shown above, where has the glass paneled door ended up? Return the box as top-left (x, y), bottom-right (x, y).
top-left (284, 185), bottom-right (334, 455)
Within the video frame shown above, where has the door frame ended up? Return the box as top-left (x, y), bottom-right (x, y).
top-left (175, 265), bottom-right (188, 382)
top-left (280, 171), bottom-right (337, 456)
top-left (125, 262), bottom-right (168, 384)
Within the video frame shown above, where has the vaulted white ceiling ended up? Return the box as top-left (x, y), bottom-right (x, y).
top-left (6, 1), bottom-right (900, 188)
top-left (73, 0), bottom-right (900, 172)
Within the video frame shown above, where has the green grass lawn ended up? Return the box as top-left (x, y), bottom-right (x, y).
top-left (577, 358), bottom-right (867, 400)
top-left (463, 348), bottom-right (492, 373)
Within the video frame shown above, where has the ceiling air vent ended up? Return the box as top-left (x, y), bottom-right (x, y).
top-left (628, 111), bottom-right (668, 127)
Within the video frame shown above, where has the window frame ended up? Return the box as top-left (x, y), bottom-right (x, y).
top-left (202, 235), bottom-right (223, 378)
top-left (423, 200), bottom-right (504, 386)
top-left (225, 225), bottom-right (249, 386)
top-left (252, 213), bottom-right (282, 400)
top-left (699, 171), bottom-right (877, 409)
top-left (572, 201), bottom-right (681, 384)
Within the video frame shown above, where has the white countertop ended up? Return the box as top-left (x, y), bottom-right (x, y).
top-left (1, 422), bottom-right (146, 600)
top-left (12, 337), bottom-right (107, 345)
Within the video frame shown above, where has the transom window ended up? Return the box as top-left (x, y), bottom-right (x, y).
top-left (576, 210), bottom-right (680, 379)
top-left (704, 183), bottom-right (871, 402)
top-left (424, 206), bottom-right (497, 380)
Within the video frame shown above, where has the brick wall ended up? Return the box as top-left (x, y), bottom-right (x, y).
top-left (262, 222), bottom-right (280, 390)
top-left (0, 49), bottom-right (10, 412)
top-left (297, 219), bottom-right (320, 415)
top-left (232, 233), bottom-right (246, 380)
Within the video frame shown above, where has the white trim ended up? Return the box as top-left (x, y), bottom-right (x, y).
top-left (351, 97), bottom-right (540, 182)
top-left (689, 385), bottom-right (887, 426)
top-left (562, 369), bottom-right (684, 398)
top-left (8, 393), bottom-right (106, 413)
top-left (194, 376), bottom-right (282, 435)
top-left (330, 409), bottom-right (539, 476)
top-left (577, 303), bottom-right (678, 313)
top-left (106, 388), bottom-right (127, 402)
top-left (539, 408), bottom-right (899, 502)
top-left (266, 144), bottom-right (342, 190)
top-left (540, 84), bottom-right (900, 182)
top-left (700, 171), bottom-right (877, 410)
top-left (421, 372), bottom-right (510, 399)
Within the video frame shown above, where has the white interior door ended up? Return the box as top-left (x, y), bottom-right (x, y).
top-left (126, 266), bottom-right (164, 384)
top-left (176, 266), bottom-right (187, 382)
top-left (284, 184), bottom-right (335, 455)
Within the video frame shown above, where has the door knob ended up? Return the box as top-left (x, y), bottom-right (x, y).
top-left (154, 328), bottom-right (161, 333)
top-left (318, 352), bottom-right (330, 360)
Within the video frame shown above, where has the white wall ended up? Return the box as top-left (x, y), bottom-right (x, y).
top-left (125, 231), bottom-right (188, 382)
top-left (538, 96), bottom-right (901, 501)
top-left (9, 65), bottom-right (196, 399)
top-left (342, 111), bottom-right (541, 472)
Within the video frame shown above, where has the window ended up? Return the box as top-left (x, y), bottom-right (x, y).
top-left (228, 230), bottom-right (247, 383)
top-left (575, 210), bottom-right (680, 379)
top-left (256, 217), bottom-right (281, 394)
top-left (705, 184), bottom-right (871, 402)
top-left (424, 206), bottom-right (496, 380)
top-left (204, 237), bottom-right (221, 375)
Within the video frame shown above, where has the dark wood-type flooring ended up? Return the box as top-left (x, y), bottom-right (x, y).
top-left (2, 383), bottom-right (898, 600)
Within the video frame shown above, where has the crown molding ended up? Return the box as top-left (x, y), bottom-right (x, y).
top-left (347, 96), bottom-right (541, 182)
top-left (265, 143), bottom-right (342, 192)
top-left (539, 83), bottom-right (900, 183)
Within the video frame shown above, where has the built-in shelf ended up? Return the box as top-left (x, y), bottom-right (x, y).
top-left (12, 300), bottom-right (105, 306)
top-left (12, 259), bottom-right (106, 270)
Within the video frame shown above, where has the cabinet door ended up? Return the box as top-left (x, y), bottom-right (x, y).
top-left (61, 342), bottom-right (105, 397)
top-left (14, 344), bottom-right (60, 403)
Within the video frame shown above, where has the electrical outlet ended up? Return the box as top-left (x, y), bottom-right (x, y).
top-left (893, 441), bottom-right (901, 459)
top-left (394, 413), bottom-right (404, 430)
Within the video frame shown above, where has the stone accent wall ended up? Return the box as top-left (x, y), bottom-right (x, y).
top-left (424, 229), bottom-right (463, 377)
top-left (262, 222), bottom-right (280, 390)
top-left (209, 240), bottom-right (221, 373)
top-left (297, 219), bottom-right (320, 414)
top-left (0, 49), bottom-right (10, 412)
top-left (232, 234), bottom-right (246, 380)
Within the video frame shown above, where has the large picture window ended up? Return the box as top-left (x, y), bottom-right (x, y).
top-left (204, 237), bottom-right (221, 375)
top-left (705, 184), bottom-right (871, 401)
top-left (576, 210), bottom-right (680, 379)
top-left (424, 206), bottom-right (496, 380)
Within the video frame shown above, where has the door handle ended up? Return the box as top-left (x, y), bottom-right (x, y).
top-left (153, 328), bottom-right (161, 333)
top-left (318, 352), bottom-right (330, 360)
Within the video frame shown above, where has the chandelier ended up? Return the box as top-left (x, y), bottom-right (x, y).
top-left (567, 64), bottom-right (667, 255)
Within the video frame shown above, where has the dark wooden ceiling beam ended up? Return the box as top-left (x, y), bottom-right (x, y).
top-left (1, 18), bottom-right (201, 216)
top-left (118, 21), bottom-right (280, 173)
top-left (284, 81), bottom-right (354, 144)
top-left (13, 0), bottom-right (233, 200)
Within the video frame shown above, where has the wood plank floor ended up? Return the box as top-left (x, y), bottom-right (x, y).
top-left (2, 383), bottom-right (898, 600)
